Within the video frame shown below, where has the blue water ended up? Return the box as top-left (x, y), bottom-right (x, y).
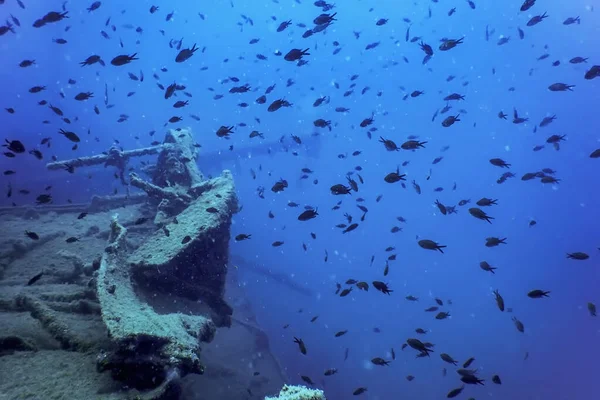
top-left (1, 0), bottom-right (599, 399)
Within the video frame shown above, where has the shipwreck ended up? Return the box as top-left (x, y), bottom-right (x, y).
top-left (0, 127), bottom-right (296, 399)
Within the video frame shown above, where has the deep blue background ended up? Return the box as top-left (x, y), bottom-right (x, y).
top-left (1, 0), bottom-right (599, 399)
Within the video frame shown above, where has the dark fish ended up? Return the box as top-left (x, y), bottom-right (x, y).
top-left (25, 230), bottom-right (39, 240)
top-left (439, 38), bottom-right (464, 51)
top-left (548, 83), bottom-right (575, 92)
top-left (435, 312), bottom-right (450, 320)
top-left (27, 271), bottom-right (44, 286)
top-left (563, 16), bottom-right (580, 25)
top-left (384, 167), bottom-right (406, 183)
top-left (3, 139), bottom-right (25, 153)
top-left (371, 357), bottom-right (390, 366)
top-left (372, 281), bottom-right (393, 295)
top-left (527, 12), bottom-right (548, 27)
top-left (528, 289), bottom-right (550, 298)
top-left (418, 239), bottom-right (446, 253)
top-left (520, 0), bottom-right (536, 12)
top-left (300, 375), bottom-right (314, 385)
top-left (277, 20), bottom-right (291, 32)
top-left (87, 1), bottom-right (102, 12)
top-left (493, 290), bottom-right (505, 312)
top-left (293, 337), bottom-right (307, 355)
top-left (284, 48), bottom-right (310, 62)
top-left (36, 194), bottom-right (52, 204)
top-left (58, 129), bottom-right (80, 143)
top-left (462, 357), bottom-right (475, 368)
top-left (343, 223), bottom-right (358, 234)
top-left (111, 53), bottom-right (138, 66)
top-left (298, 209), bottom-right (318, 221)
top-left (446, 385), bottom-right (464, 398)
top-left (175, 43), bottom-right (198, 63)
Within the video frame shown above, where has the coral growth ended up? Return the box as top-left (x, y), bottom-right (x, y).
top-left (265, 385), bottom-right (326, 400)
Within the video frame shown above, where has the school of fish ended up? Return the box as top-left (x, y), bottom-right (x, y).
top-left (1, 0), bottom-right (599, 399)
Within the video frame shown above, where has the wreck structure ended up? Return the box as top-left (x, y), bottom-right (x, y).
top-left (86, 128), bottom-right (239, 391)
top-left (0, 127), bottom-right (316, 399)
top-left (0, 128), bottom-right (251, 398)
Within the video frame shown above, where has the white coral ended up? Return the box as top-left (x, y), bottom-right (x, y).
top-left (264, 385), bottom-right (326, 400)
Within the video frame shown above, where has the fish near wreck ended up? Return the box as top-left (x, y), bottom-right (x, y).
top-left (284, 48), bottom-right (310, 62)
top-left (110, 53), bottom-right (138, 66)
top-left (485, 237), bottom-right (507, 247)
top-left (267, 98), bottom-right (292, 112)
top-left (373, 281), bottom-right (393, 294)
top-left (379, 136), bottom-right (399, 151)
top-left (469, 207), bottom-right (494, 223)
top-left (418, 239), bottom-right (447, 253)
top-left (548, 82), bottom-right (575, 92)
top-left (584, 65), bottom-right (600, 80)
top-left (293, 337), bottom-right (307, 355)
top-left (313, 12), bottom-right (336, 26)
top-left (406, 338), bottom-right (434, 356)
top-left (271, 179), bottom-right (288, 193)
top-left (384, 167), bottom-right (406, 183)
top-left (216, 125), bottom-right (234, 138)
top-left (493, 289), bottom-right (505, 312)
top-left (298, 209), bottom-right (318, 221)
top-left (439, 37), bottom-right (464, 51)
top-left (330, 184), bottom-right (352, 195)
top-left (3, 139), bottom-right (25, 153)
top-left (371, 357), bottom-right (391, 366)
top-left (175, 43), bottom-right (198, 62)
top-left (401, 140), bottom-right (427, 150)
top-left (441, 114), bottom-right (460, 127)
top-left (528, 289), bottom-right (550, 298)
top-left (567, 252), bottom-right (589, 260)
